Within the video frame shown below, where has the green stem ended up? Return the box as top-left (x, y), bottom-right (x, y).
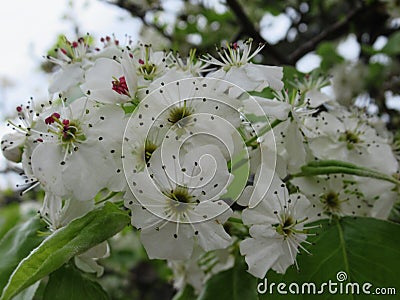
top-left (96, 191), bottom-right (122, 205)
top-left (244, 119), bottom-right (282, 147)
top-left (228, 217), bottom-right (244, 224)
top-left (287, 160), bottom-right (400, 186)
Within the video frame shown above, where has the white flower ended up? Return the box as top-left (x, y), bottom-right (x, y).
top-left (271, 119), bottom-right (308, 174)
top-left (1, 100), bottom-right (51, 192)
top-left (303, 111), bottom-right (398, 174)
top-left (30, 98), bottom-right (126, 200)
top-left (1, 132), bottom-right (25, 163)
top-left (169, 49), bottom-right (211, 76)
top-left (240, 174), bottom-right (320, 278)
top-left (80, 57), bottom-right (135, 104)
top-left (351, 177), bottom-right (398, 220)
top-left (47, 36), bottom-right (93, 98)
top-left (124, 144), bottom-right (233, 260)
top-left (331, 62), bottom-right (367, 106)
top-left (292, 174), bottom-right (374, 217)
top-left (290, 73), bottom-right (333, 108)
top-left (75, 241), bottom-right (110, 277)
top-left (203, 40), bottom-right (284, 96)
top-left (168, 244), bottom-right (234, 294)
top-left (39, 192), bottom-right (94, 231)
top-left (49, 64), bottom-right (85, 99)
top-left (242, 95), bottom-right (291, 121)
top-left (136, 68), bottom-right (194, 101)
top-left (131, 43), bottom-right (169, 82)
top-left (127, 77), bottom-right (243, 163)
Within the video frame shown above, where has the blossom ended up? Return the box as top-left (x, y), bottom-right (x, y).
top-left (240, 173), bottom-right (320, 278)
top-left (303, 110), bottom-right (398, 174)
top-left (80, 57), bottom-right (135, 104)
top-left (203, 40), bottom-right (284, 96)
top-left (47, 36), bottom-right (93, 99)
top-left (170, 49), bottom-right (211, 76)
top-left (168, 244), bottom-right (234, 294)
top-left (30, 98), bottom-right (126, 200)
top-left (39, 192), bottom-right (94, 231)
top-left (1, 37), bottom-right (400, 287)
top-left (131, 43), bottom-right (169, 81)
top-left (292, 174), bottom-right (374, 217)
top-left (124, 144), bottom-right (233, 260)
top-left (126, 77), bottom-right (243, 163)
top-left (75, 241), bottom-right (110, 277)
top-left (1, 132), bottom-right (25, 163)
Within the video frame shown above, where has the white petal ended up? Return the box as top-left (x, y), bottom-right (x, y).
top-left (239, 226), bottom-right (282, 278)
top-left (31, 143), bottom-right (68, 197)
top-left (194, 219), bottom-right (232, 252)
top-left (49, 64), bottom-right (84, 94)
top-left (140, 223), bottom-right (194, 260)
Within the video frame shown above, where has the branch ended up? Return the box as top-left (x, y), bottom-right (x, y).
top-left (106, 0), bottom-right (174, 42)
top-left (0, 165), bottom-right (22, 175)
top-left (288, 4), bottom-right (365, 64)
top-left (225, 0), bottom-right (288, 65)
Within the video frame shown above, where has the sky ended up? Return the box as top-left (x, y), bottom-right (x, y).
top-left (0, 0), bottom-right (142, 188)
top-left (0, 0), bottom-right (142, 118)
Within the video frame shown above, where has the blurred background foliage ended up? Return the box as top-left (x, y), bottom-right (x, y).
top-left (1, 0), bottom-right (400, 299)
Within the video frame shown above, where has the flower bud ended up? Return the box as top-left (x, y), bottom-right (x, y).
top-left (1, 132), bottom-right (25, 163)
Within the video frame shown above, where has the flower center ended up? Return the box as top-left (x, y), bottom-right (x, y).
top-left (321, 191), bottom-right (341, 213)
top-left (139, 64), bottom-right (157, 80)
top-left (46, 113), bottom-right (85, 151)
top-left (167, 102), bottom-right (193, 126)
top-left (165, 186), bottom-right (194, 214)
top-left (137, 45), bottom-right (159, 80)
top-left (339, 130), bottom-right (360, 150)
top-left (276, 215), bottom-right (295, 237)
top-left (144, 139), bottom-right (157, 163)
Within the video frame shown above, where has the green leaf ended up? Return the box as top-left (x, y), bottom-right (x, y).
top-left (283, 65), bottom-right (304, 84)
top-left (198, 255), bottom-right (259, 300)
top-left (0, 204), bottom-right (21, 240)
top-left (0, 217), bottom-right (47, 294)
top-left (0, 202), bottom-right (129, 300)
top-left (316, 42), bottom-right (344, 71)
top-left (381, 31), bottom-right (400, 56)
top-left (260, 217), bottom-right (400, 299)
top-left (43, 264), bottom-right (109, 300)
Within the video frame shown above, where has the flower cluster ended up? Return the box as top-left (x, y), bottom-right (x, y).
top-left (2, 36), bottom-right (399, 292)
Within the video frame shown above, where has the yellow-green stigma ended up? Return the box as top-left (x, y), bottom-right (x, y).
top-left (275, 215), bottom-right (296, 237)
top-left (167, 102), bottom-right (193, 126)
top-left (144, 139), bottom-right (157, 163)
top-left (165, 186), bottom-right (194, 213)
top-left (339, 130), bottom-right (360, 150)
top-left (321, 191), bottom-right (341, 213)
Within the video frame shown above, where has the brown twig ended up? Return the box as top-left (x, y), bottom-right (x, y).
top-left (287, 3), bottom-right (365, 64)
top-left (106, 0), bottom-right (174, 42)
top-left (225, 0), bottom-right (288, 64)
